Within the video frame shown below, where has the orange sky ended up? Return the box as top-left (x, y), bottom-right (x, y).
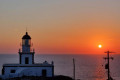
top-left (0, 0), bottom-right (120, 54)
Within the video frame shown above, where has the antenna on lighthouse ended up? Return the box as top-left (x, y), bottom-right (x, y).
top-left (26, 27), bottom-right (28, 32)
top-left (104, 50), bottom-right (115, 80)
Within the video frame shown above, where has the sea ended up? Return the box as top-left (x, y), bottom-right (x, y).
top-left (0, 54), bottom-right (120, 80)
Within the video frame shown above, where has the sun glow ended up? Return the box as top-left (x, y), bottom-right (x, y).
top-left (98, 45), bottom-right (102, 48)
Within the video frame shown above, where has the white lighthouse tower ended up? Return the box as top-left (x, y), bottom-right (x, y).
top-left (1, 32), bottom-right (54, 79)
top-left (19, 32), bottom-right (34, 64)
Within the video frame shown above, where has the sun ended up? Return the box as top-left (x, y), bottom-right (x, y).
top-left (98, 44), bottom-right (102, 48)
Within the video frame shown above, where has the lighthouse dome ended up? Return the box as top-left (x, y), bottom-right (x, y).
top-left (22, 32), bottom-right (31, 39)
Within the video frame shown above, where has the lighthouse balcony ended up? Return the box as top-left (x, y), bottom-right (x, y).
top-left (18, 49), bottom-right (35, 54)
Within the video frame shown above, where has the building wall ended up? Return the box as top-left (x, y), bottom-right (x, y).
top-left (3, 66), bottom-right (53, 78)
top-left (20, 54), bottom-right (33, 64)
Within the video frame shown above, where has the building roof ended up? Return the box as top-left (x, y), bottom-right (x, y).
top-left (22, 32), bottom-right (31, 39)
top-left (3, 61), bottom-right (54, 67)
top-left (3, 63), bottom-right (53, 67)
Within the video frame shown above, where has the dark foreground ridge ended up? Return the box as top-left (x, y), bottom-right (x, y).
top-left (1, 75), bottom-right (73, 80)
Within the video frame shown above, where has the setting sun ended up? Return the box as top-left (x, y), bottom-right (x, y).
top-left (98, 45), bottom-right (102, 48)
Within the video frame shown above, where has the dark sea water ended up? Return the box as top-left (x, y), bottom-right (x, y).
top-left (0, 54), bottom-right (120, 80)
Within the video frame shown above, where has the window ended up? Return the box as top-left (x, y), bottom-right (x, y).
top-left (22, 39), bottom-right (25, 45)
top-left (28, 40), bottom-right (31, 45)
top-left (11, 70), bottom-right (16, 73)
top-left (22, 39), bottom-right (31, 46)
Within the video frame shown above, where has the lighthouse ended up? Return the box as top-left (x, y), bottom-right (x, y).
top-left (19, 32), bottom-right (34, 64)
top-left (1, 32), bottom-right (54, 79)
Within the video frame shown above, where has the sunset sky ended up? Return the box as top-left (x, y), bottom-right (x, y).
top-left (0, 0), bottom-right (120, 54)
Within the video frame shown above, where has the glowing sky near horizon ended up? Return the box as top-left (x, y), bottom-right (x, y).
top-left (0, 0), bottom-right (120, 54)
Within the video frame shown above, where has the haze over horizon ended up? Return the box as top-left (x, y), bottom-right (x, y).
top-left (0, 0), bottom-right (120, 54)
